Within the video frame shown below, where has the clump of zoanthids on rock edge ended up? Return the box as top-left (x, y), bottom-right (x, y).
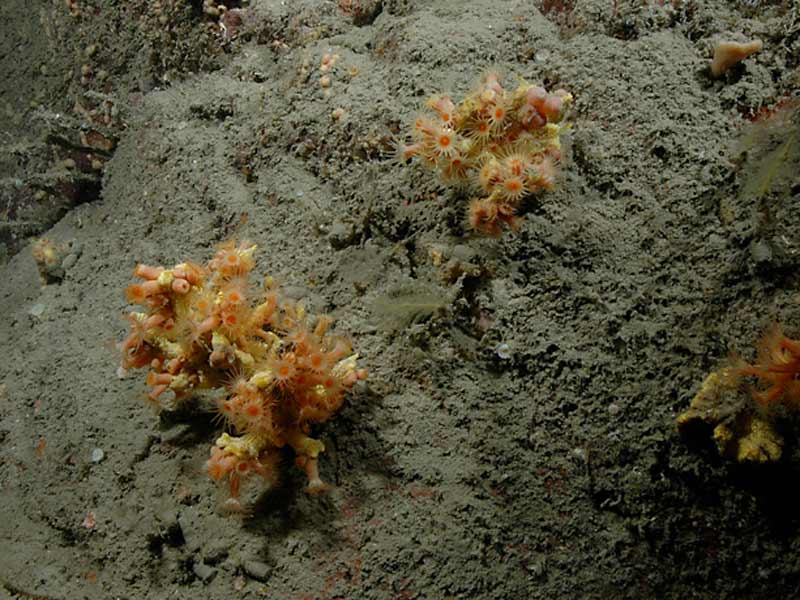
top-left (119, 241), bottom-right (367, 511)
top-left (398, 72), bottom-right (572, 236)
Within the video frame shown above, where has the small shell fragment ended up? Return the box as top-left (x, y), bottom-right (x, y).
top-left (495, 343), bottom-right (512, 359)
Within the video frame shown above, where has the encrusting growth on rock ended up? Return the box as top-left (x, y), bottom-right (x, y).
top-left (710, 39), bottom-right (763, 78)
top-left (32, 238), bottom-right (68, 284)
top-left (678, 325), bottom-right (800, 463)
top-left (119, 241), bottom-right (367, 511)
top-left (399, 72), bottom-right (572, 236)
top-left (31, 238), bottom-right (82, 284)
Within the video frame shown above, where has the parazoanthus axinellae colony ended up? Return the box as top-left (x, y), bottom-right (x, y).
top-left (399, 73), bottom-right (572, 236)
top-left (119, 241), bottom-right (367, 511)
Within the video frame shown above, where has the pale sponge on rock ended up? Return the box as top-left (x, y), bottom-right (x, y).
top-left (711, 39), bottom-right (763, 78)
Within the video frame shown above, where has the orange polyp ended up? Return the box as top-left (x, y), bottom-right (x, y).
top-left (126, 280), bottom-right (162, 303)
top-left (738, 327), bottom-right (800, 409)
top-left (287, 327), bottom-right (310, 350)
top-left (504, 177), bottom-right (524, 195)
top-left (174, 262), bottom-right (203, 285)
top-left (172, 278), bottom-right (190, 294)
top-left (781, 336), bottom-right (800, 355)
top-left (542, 95), bottom-right (563, 121)
top-left (165, 358), bottom-right (182, 374)
top-left (435, 133), bottom-right (454, 156)
top-left (220, 311), bottom-right (247, 341)
top-left (468, 198), bottom-right (501, 235)
top-left (413, 116), bottom-right (436, 138)
top-left (527, 85), bottom-right (547, 110)
top-left (208, 460), bottom-right (225, 481)
top-left (427, 95), bottom-right (456, 124)
top-left (212, 245), bottom-right (255, 278)
top-left (431, 126), bottom-right (457, 158)
top-left (398, 141), bottom-right (422, 162)
top-left (273, 358), bottom-right (296, 386)
top-left (147, 371), bottom-right (171, 386)
top-left (314, 316), bottom-right (331, 338)
top-left (504, 155), bottom-right (527, 177)
top-left (470, 206), bottom-right (487, 229)
top-left (498, 175), bottom-right (527, 204)
top-left (198, 315), bottom-right (219, 334)
top-left (148, 384), bottom-right (169, 402)
top-left (477, 162), bottom-right (499, 192)
top-left (133, 264), bottom-right (164, 280)
top-left (535, 157), bottom-right (557, 191)
top-left (307, 352), bottom-right (325, 372)
top-left (126, 284), bottom-right (146, 302)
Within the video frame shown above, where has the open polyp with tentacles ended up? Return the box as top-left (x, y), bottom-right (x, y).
top-left (737, 326), bottom-right (800, 411)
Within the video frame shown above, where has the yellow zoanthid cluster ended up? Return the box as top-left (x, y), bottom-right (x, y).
top-left (119, 241), bottom-right (367, 511)
top-left (399, 72), bottom-right (573, 236)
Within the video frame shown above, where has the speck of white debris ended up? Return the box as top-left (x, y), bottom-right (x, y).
top-left (91, 448), bottom-right (105, 463)
top-left (116, 366), bottom-right (128, 379)
top-left (28, 303), bottom-right (46, 318)
top-left (608, 402), bottom-right (621, 416)
top-left (495, 343), bottom-right (512, 359)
